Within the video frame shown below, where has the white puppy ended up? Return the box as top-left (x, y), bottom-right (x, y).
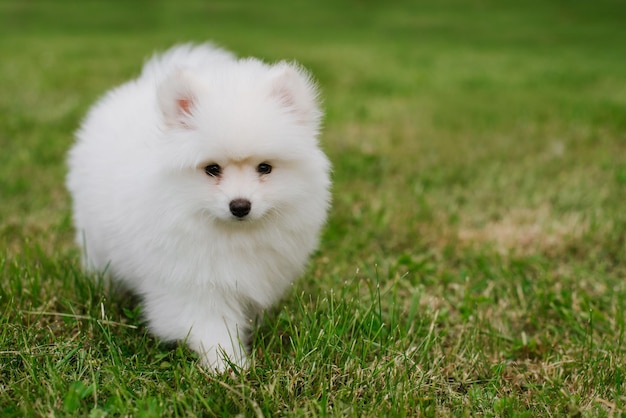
top-left (66, 43), bottom-right (331, 371)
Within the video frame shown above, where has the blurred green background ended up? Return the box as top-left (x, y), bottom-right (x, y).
top-left (1, 0), bottom-right (626, 415)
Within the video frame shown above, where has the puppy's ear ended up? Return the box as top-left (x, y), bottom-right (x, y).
top-left (269, 62), bottom-right (321, 127)
top-left (157, 69), bottom-right (198, 128)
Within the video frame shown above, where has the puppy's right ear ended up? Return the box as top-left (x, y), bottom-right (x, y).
top-left (157, 70), bottom-right (198, 128)
top-left (268, 62), bottom-right (321, 128)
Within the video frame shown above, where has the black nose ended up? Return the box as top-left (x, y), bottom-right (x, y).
top-left (229, 198), bottom-right (251, 218)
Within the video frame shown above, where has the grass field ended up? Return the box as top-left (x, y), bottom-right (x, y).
top-left (1, 0), bottom-right (626, 416)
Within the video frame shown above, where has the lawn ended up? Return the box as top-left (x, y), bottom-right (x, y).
top-left (1, 0), bottom-right (626, 416)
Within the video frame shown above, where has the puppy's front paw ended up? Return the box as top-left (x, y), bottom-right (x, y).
top-left (195, 342), bottom-right (248, 374)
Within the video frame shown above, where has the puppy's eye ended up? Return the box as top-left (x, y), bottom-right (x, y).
top-left (204, 164), bottom-right (222, 177)
top-left (257, 163), bottom-right (272, 175)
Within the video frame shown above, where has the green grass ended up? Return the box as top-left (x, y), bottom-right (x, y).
top-left (2, 0), bottom-right (626, 415)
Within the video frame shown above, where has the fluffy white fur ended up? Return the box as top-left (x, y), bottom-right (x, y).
top-left (66, 43), bottom-right (331, 372)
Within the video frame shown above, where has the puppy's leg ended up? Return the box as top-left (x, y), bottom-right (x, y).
top-left (141, 288), bottom-right (249, 372)
top-left (186, 316), bottom-right (249, 372)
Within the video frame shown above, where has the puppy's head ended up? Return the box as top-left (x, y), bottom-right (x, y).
top-left (154, 60), bottom-right (329, 225)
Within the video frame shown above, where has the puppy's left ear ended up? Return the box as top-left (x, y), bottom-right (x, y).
top-left (157, 69), bottom-right (198, 129)
top-left (269, 62), bottom-right (322, 127)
